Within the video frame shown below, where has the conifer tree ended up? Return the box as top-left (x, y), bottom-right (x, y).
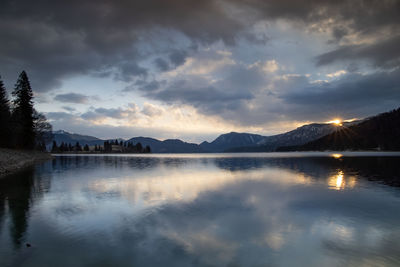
top-left (0, 76), bottom-right (11, 148)
top-left (51, 141), bottom-right (58, 152)
top-left (12, 71), bottom-right (35, 149)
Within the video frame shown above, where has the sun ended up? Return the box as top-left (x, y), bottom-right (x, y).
top-left (327, 118), bottom-right (343, 126)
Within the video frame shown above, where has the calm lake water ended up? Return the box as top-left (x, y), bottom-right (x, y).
top-left (1, 152), bottom-right (400, 267)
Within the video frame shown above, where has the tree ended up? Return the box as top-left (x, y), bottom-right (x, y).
top-left (51, 141), bottom-right (58, 152)
top-left (144, 145), bottom-right (151, 153)
top-left (84, 144), bottom-right (89, 151)
top-left (75, 142), bottom-right (82, 151)
top-left (12, 71), bottom-right (35, 149)
top-left (0, 76), bottom-right (11, 148)
top-left (33, 109), bottom-right (53, 149)
top-left (135, 142), bottom-right (143, 152)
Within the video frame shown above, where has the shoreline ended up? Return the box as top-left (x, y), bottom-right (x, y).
top-left (0, 148), bottom-right (53, 177)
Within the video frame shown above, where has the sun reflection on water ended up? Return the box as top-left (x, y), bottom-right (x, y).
top-left (328, 170), bottom-right (357, 190)
top-left (331, 153), bottom-right (343, 159)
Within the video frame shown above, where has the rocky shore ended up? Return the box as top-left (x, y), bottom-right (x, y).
top-left (0, 148), bottom-right (53, 177)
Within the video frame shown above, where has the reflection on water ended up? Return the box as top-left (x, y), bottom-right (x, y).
top-left (331, 153), bottom-right (343, 159)
top-left (0, 153), bottom-right (400, 267)
top-left (327, 170), bottom-right (357, 190)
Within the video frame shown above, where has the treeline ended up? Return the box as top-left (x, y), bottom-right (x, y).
top-left (103, 140), bottom-right (151, 153)
top-left (51, 141), bottom-right (89, 152)
top-left (0, 71), bottom-right (52, 150)
top-left (51, 139), bottom-right (151, 153)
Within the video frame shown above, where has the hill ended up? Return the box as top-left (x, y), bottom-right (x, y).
top-left (277, 108), bottom-right (400, 151)
top-left (225, 122), bottom-right (358, 152)
top-left (199, 132), bottom-right (265, 152)
top-left (53, 130), bottom-right (104, 146)
top-left (127, 137), bottom-right (203, 153)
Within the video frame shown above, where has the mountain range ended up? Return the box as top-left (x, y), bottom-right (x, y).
top-left (52, 122), bottom-right (352, 153)
top-left (52, 107), bottom-right (400, 152)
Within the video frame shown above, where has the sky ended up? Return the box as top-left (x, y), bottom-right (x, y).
top-left (0, 0), bottom-right (399, 143)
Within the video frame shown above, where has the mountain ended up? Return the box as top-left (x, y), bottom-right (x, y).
top-left (224, 122), bottom-right (358, 152)
top-left (128, 137), bottom-right (203, 153)
top-left (199, 132), bottom-right (265, 152)
top-left (52, 121), bottom-right (358, 153)
top-left (53, 130), bottom-right (105, 146)
top-left (277, 108), bottom-right (400, 151)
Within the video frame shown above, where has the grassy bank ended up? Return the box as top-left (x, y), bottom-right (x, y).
top-left (0, 148), bottom-right (53, 177)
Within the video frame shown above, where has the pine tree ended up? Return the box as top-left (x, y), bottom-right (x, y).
top-left (51, 141), bottom-right (58, 152)
top-left (135, 142), bottom-right (143, 152)
top-left (0, 76), bottom-right (11, 148)
top-left (12, 71), bottom-right (35, 149)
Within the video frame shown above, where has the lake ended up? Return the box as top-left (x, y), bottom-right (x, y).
top-left (1, 152), bottom-right (400, 266)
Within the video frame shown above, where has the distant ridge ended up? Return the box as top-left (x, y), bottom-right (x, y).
top-left (225, 123), bottom-right (344, 152)
top-left (52, 121), bottom-right (353, 153)
top-left (127, 137), bottom-right (203, 153)
top-left (277, 108), bottom-right (400, 151)
top-left (47, 106), bottom-right (400, 153)
top-left (199, 132), bottom-right (265, 152)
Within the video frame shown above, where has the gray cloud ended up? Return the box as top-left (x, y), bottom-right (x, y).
top-left (0, 0), bottom-right (398, 93)
top-left (81, 107), bottom-right (134, 121)
top-left (54, 93), bottom-right (89, 104)
top-left (124, 79), bottom-right (163, 93)
top-left (169, 50), bottom-right (188, 67)
top-left (153, 50), bottom-right (188, 72)
top-left (144, 64), bottom-right (264, 115)
top-left (316, 35), bottom-right (400, 68)
top-left (279, 69), bottom-right (400, 120)
top-left (62, 106), bottom-right (76, 112)
top-left (231, 0), bottom-right (400, 68)
top-left (231, 0), bottom-right (400, 36)
top-left (0, 0), bottom-right (245, 92)
top-left (46, 112), bottom-right (75, 121)
top-left (153, 58), bottom-right (170, 72)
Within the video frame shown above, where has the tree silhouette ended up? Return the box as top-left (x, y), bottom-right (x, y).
top-left (33, 109), bottom-right (53, 149)
top-left (12, 71), bottom-right (35, 149)
top-left (136, 142), bottom-right (143, 152)
top-left (0, 76), bottom-right (11, 148)
top-left (51, 141), bottom-right (59, 152)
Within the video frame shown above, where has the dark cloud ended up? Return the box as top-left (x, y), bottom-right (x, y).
top-left (144, 64), bottom-right (264, 115)
top-left (0, 0), bottom-right (245, 92)
top-left (62, 106), bottom-right (76, 112)
top-left (153, 50), bottom-right (188, 72)
top-left (153, 58), bottom-right (170, 72)
top-left (169, 50), bottom-right (188, 67)
top-left (46, 112), bottom-right (75, 121)
top-left (231, 0), bottom-right (400, 68)
top-left (79, 104), bottom-right (139, 122)
top-left (316, 35), bottom-right (400, 68)
top-left (124, 79), bottom-right (163, 93)
top-left (54, 93), bottom-right (89, 104)
top-left (280, 69), bottom-right (400, 120)
top-left (114, 62), bottom-right (148, 82)
top-left (231, 0), bottom-right (400, 36)
top-left (0, 0), bottom-right (398, 93)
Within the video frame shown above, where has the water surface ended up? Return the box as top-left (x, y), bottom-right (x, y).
top-left (1, 152), bottom-right (400, 266)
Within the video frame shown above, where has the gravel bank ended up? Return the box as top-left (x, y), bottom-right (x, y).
top-left (0, 148), bottom-right (53, 177)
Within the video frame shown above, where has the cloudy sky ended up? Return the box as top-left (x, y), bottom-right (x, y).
top-left (1, 0), bottom-right (399, 142)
